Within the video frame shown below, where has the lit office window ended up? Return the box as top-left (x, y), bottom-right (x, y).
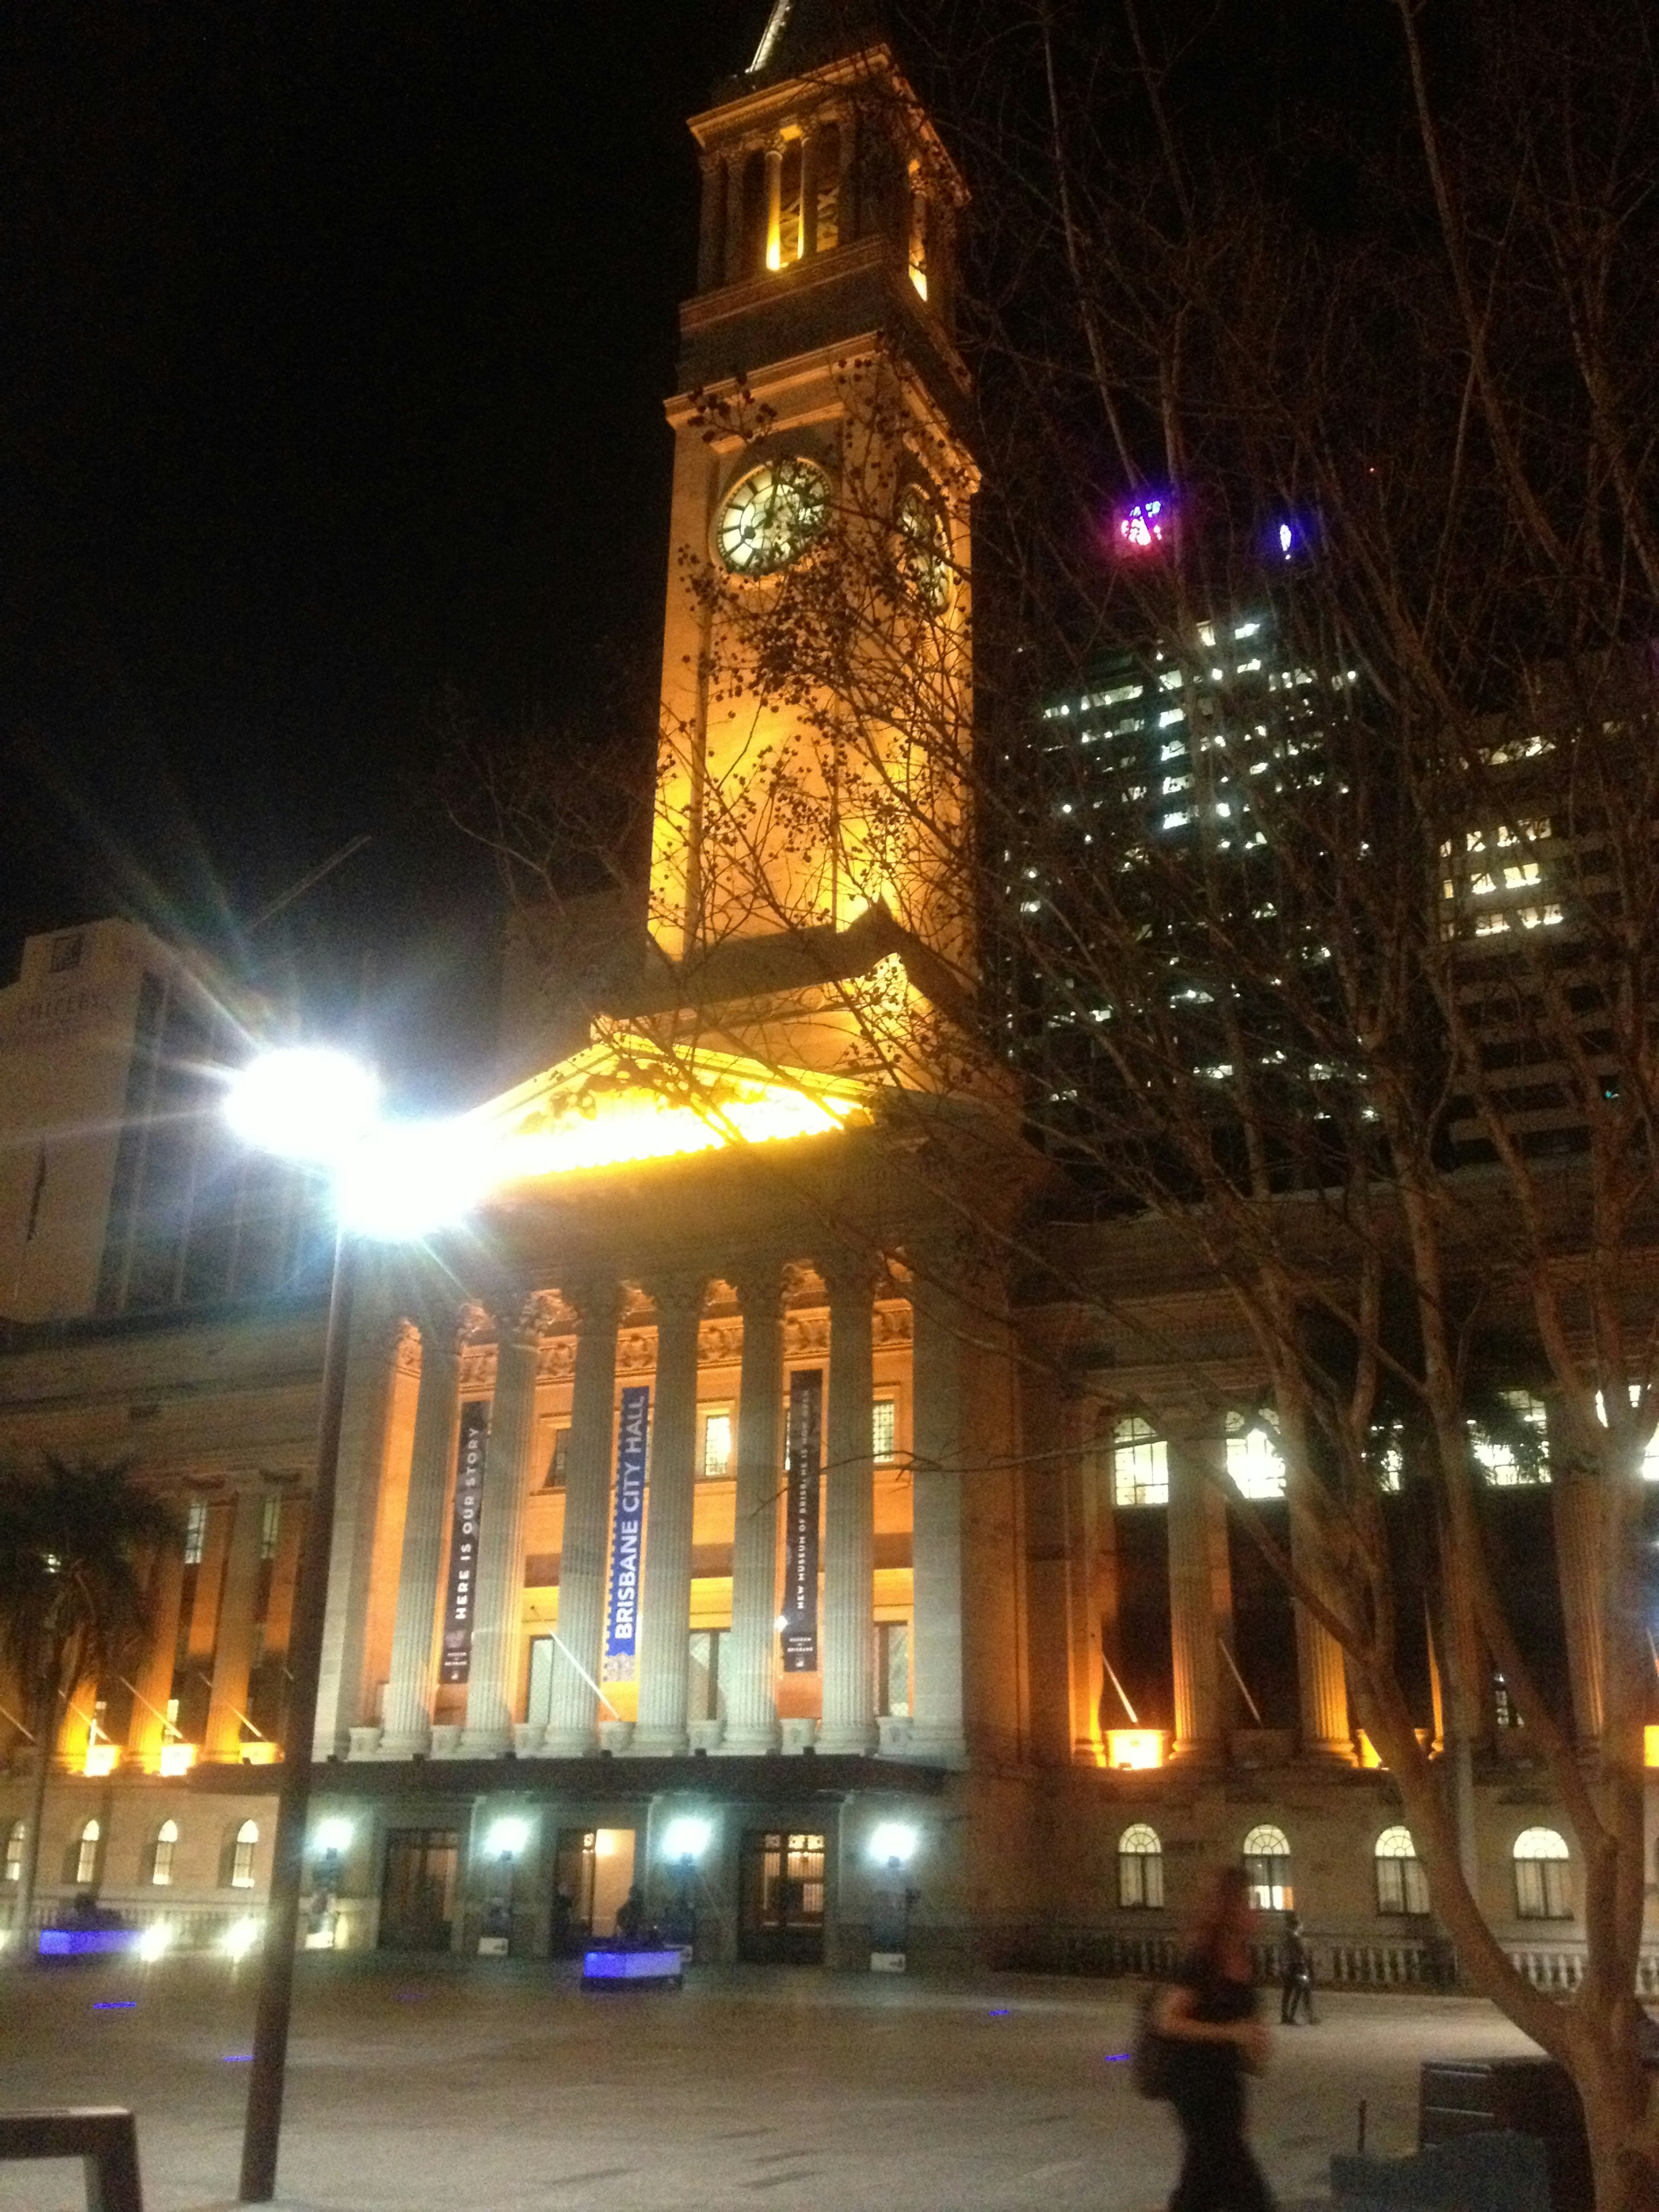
top-left (872, 1400), bottom-right (897, 1464)
top-left (1242, 1824), bottom-right (1292, 1910)
top-left (1472, 1392), bottom-right (1548, 1486)
top-left (231, 1820), bottom-right (259, 1889)
top-left (260, 1495), bottom-right (281, 1560)
top-left (1118, 1824), bottom-right (1164, 1909)
top-left (546, 1428), bottom-right (570, 1489)
top-left (1373, 1827), bottom-right (1429, 1916)
top-left (76, 1819), bottom-right (102, 1887)
top-left (1226, 1417), bottom-right (1287, 1499)
top-left (184, 1500), bottom-right (209, 1566)
top-left (3, 1820), bottom-right (23, 1883)
top-left (1112, 1416), bottom-right (1168, 1507)
top-left (152, 1820), bottom-right (178, 1886)
top-left (702, 1413), bottom-right (732, 1481)
top-left (1513, 1827), bottom-right (1570, 1919)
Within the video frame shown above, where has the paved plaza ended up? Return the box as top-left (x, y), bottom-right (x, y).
top-left (0, 1957), bottom-right (1540, 2212)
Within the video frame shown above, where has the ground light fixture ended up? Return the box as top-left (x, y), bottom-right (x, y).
top-left (137, 1921), bottom-right (174, 1963)
top-left (661, 1817), bottom-right (712, 1863)
top-left (486, 1818), bottom-right (532, 1860)
top-left (223, 1918), bottom-right (262, 1963)
top-left (868, 1822), bottom-right (918, 1869)
top-left (313, 1818), bottom-right (353, 1856)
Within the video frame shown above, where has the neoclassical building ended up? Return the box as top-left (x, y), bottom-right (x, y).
top-left (1, 1), bottom-right (1650, 1983)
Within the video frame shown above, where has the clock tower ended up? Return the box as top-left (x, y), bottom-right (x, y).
top-left (638, 0), bottom-right (978, 1085)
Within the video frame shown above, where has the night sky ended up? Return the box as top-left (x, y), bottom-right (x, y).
top-left (3, 2), bottom-right (753, 1105)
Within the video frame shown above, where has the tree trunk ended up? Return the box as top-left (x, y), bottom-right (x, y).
top-left (1575, 2063), bottom-right (1659, 2212)
top-left (14, 1681), bottom-right (60, 1961)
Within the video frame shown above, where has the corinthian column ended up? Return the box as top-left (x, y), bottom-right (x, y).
top-left (461, 1294), bottom-right (549, 1754)
top-left (1290, 1480), bottom-right (1352, 1759)
top-left (1166, 1412), bottom-right (1225, 1762)
top-left (204, 1488), bottom-right (267, 1761)
top-left (632, 1278), bottom-right (706, 1756)
top-left (909, 1262), bottom-right (968, 1766)
top-left (543, 1284), bottom-right (622, 1756)
top-left (380, 1308), bottom-right (462, 1756)
top-left (722, 1266), bottom-right (784, 1753)
top-left (819, 1257), bottom-right (877, 1754)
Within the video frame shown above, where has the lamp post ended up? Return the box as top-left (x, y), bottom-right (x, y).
top-left (480, 1818), bottom-right (531, 1956)
top-left (868, 1821), bottom-right (918, 1972)
top-left (225, 1048), bottom-right (482, 2205)
top-left (660, 1816), bottom-right (712, 1955)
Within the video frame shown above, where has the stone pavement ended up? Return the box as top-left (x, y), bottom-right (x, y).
top-left (0, 1956), bottom-right (1540, 2212)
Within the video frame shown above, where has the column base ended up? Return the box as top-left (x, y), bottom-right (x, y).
top-left (375, 1729), bottom-right (432, 1761)
top-left (513, 1722), bottom-right (546, 1756)
top-left (718, 1722), bottom-right (780, 1754)
top-left (899, 1726), bottom-right (967, 1767)
top-left (458, 1727), bottom-right (511, 1758)
top-left (817, 1723), bottom-right (878, 1755)
top-left (542, 1726), bottom-right (600, 1758)
top-left (628, 1727), bottom-right (690, 1758)
top-left (346, 1726), bottom-right (384, 1760)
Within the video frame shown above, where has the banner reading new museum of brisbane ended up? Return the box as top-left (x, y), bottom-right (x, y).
top-left (439, 1400), bottom-right (490, 1684)
top-left (780, 1369), bottom-right (823, 1673)
top-left (602, 1383), bottom-right (651, 1683)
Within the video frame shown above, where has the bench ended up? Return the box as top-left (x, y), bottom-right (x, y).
top-left (0, 2107), bottom-right (143, 2212)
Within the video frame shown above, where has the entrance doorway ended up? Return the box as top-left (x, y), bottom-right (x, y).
top-left (738, 1830), bottom-right (826, 1964)
top-left (378, 1828), bottom-right (459, 1952)
top-left (552, 1827), bottom-right (636, 1950)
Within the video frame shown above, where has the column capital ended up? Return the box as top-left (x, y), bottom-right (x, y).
top-left (565, 1278), bottom-right (625, 1334)
top-left (816, 1247), bottom-right (887, 1306)
top-left (732, 1256), bottom-right (788, 1316)
top-left (507, 1287), bottom-right (575, 1348)
top-left (643, 1272), bottom-right (708, 1323)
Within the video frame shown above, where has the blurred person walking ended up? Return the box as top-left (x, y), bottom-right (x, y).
top-left (1280, 1913), bottom-right (1314, 2024)
top-left (1154, 1866), bottom-right (1274, 2212)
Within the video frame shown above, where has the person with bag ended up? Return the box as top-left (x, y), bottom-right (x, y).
top-left (1151, 1865), bottom-right (1275, 2212)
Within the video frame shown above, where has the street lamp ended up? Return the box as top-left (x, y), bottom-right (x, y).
top-left (309, 1819), bottom-right (353, 1949)
top-left (227, 1048), bottom-right (481, 2204)
top-left (868, 1823), bottom-right (919, 1973)
top-left (480, 1818), bottom-right (531, 1957)
top-left (661, 1816), bottom-right (712, 1952)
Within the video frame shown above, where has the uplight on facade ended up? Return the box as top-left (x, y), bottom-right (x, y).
top-left (156, 1743), bottom-right (196, 1777)
top-left (1106, 1729), bottom-right (1166, 1770)
top-left (83, 1743), bottom-right (119, 1777)
top-left (1645, 1726), bottom-right (1659, 1770)
top-left (239, 1742), bottom-right (278, 1765)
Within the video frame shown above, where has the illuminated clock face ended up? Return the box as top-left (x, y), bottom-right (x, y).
top-left (896, 484), bottom-right (951, 609)
top-left (717, 458), bottom-right (831, 575)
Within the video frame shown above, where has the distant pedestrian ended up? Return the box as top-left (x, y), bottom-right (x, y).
top-left (1154, 1866), bottom-right (1274, 2212)
top-left (613, 1885), bottom-right (645, 1942)
top-left (1280, 1913), bottom-right (1314, 2025)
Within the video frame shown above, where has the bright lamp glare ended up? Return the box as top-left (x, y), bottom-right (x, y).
top-left (222, 1917), bottom-right (262, 1961)
top-left (315, 1818), bottom-right (353, 1855)
top-left (137, 1920), bottom-right (175, 1963)
top-left (224, 1049), bottom-right (380, 1167)
top-left (487, 1818), bottom-right (531, 1859)
top-left (662, 1817), bottom-right (712, 1862)
top-left (870, 1822), bottom-right (918, 1866)
top-left (334, 1118), bottom-right (494, 1240)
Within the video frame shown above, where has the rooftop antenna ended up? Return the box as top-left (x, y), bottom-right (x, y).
top-left (750, 0), bottom-right (792, 73)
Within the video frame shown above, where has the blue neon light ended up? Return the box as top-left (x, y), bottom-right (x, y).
top-left (38, 1929), bottom-right (135, 1957)
top-left (582, 1947), bottom-right (682, 1983)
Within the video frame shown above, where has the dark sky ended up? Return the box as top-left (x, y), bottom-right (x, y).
top-left (2, 1), bottom-right (757, 1106)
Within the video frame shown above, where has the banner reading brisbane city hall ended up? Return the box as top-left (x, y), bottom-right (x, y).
top-left (602, 1383), bottom-right (651, 1683)
top-left (439, 1400), bottom-right (489, 1684)
top-left (780, 1369), bottom-right (823, 1673)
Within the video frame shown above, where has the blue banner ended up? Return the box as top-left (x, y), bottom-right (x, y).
top-left (602, 1383), bottom-right (651, 1681)
top-left (780, 1369), bottom-right (822, 1673)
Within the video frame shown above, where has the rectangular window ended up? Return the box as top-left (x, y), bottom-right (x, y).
top-left (687, 1628), bottom-right (725, 1723)
top-left (872, 1399), bottom-right (897, 1464)
top-left (875, 1621), bottom-right (909, 1716)
top-left (1119, 1850), bottom-right (1164, 1910)
top-left (701, 1412), bottom-right (731, 1481)
top-left (527, 1635), bottom-right (555, 1727)
top-left (546, 1428), bottom-right (570, 1490)
top-left (1473, 1392), bottom-right (1548, 1486)
top-left (1112, 1417), bottom-right (1168, 1508)
top-left (1376, 1856), bottom-right (1430, 1916)
top-left (183, 1499), bottom-right (209, 1566)
top-left (260, 1494), bottom-right (281, 1561)
top-left (1516, 1859), bottom-right (1570, 1919)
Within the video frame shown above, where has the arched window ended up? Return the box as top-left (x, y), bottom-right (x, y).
top-left (1513, 1827), bottom-right (1571, 1920)
top-left (1118, 1824), bottom-right (1164, 1910)
top-left (151, 1820), bottom-right (178, 1887)
top-left (3, 1819), bottom-right (23, 1883)
top-left (1112, 1416), bottom-right (1168, 1507)
top-left (1374, 1826), bottom-right (1429, 1916)
top-left (231, 1819), bottom-right (259, 1890)
top-left (75, 1818), bottom-right (101, 1887)
top-left (1242, 1824), bottom-right (1293, 1911)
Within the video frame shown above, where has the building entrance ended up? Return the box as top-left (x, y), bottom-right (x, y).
top-left (738, 1830), bottom-right (826, 1964)
top-left (552, 1827), bottom-right (637, 1950)
top-left (378, 1828), bottom-right (459, 1952)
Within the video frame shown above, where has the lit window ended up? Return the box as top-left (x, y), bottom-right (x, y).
top-left (231, 1819), bottom-right (259, 1889)
top-left (546, 1428), bottom-right (570, 1489)
top-left (1227, 1418), bottom-right (1286, 1500)
top-left (872, 1400), bottom-right (897, 1464)
top-left (701, 1412), bottom-right (732, 1481)
top-left (76, 1819), bottom-right (101, 1887)
top-left (184, 1500), bottom-right (209, 1567)
top-left (260, 1494), bottom-right (281, 1561)
top-left (1472, 1392), bottom-right (1548, 1486)
top-left (1118, 1824), bottom-right (1164, 1909)
top-left (3, 1820), bottom-right (23, 1882)
top-left (1513, 1827), bottom-right (1570, 1919)
top-left (1112, 1416), bottom-right (1168, 1508)
top-left (152, 1819), bottom-right (178, 1886)
top-left (1242, 1824), bottom-right (1292, 1911)
top-left (1373, 1826), bottom-right (1429, 1915)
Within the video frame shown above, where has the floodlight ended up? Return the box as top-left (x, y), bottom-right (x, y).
top-left (314, 1818), bottom-right (353, 1855)
top-left (662, 1817), bottom-right (712, 1863)
top-left (137, 1920), bottom-right (175, 1963)
top-left (869, 1822), bottom-right (918, 1867)
top-left (222, 1917), bottom-right (262, 1961)
top-left (224, 1048), bottom-right (380, 1167)
top-left (486, 1818), bottom-right (531, 1859)
top-left (333, 1117), bottom-right (495, 1240)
